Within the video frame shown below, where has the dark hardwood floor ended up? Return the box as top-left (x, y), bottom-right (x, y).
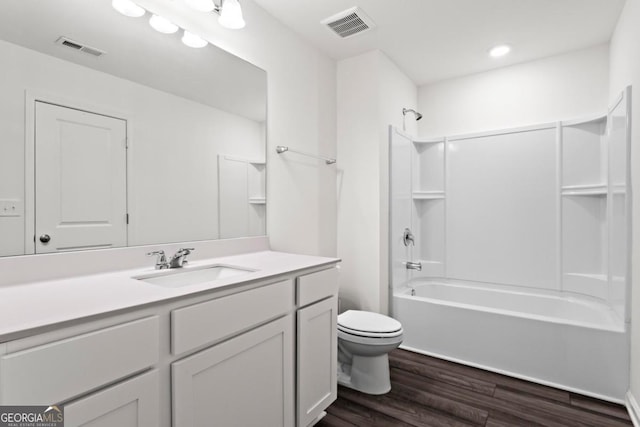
top-left (317, 349), bottom-right (632, 427)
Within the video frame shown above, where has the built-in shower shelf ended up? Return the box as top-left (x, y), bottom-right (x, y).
top-left (248, 197), bottom-right (266, 205)
top-left (561, 184), bottom-right (607, 196)
top-left (412, 191), bottom-right (445, 200)
top-left (413, 137), bottom-right (445, 145)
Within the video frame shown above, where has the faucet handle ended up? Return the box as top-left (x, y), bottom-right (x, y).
top-left (169, 248), bottom-right (195, 268)
top-left (147, 250), bottom-right (168, 269)
top-left (181, 247), bottom-right (194, 263)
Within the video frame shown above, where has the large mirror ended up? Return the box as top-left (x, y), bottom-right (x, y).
top-left (0, 0), bottom-right (267, 257)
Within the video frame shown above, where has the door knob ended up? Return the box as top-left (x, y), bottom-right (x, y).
top-left (39, 234), bottom-right (51, 243)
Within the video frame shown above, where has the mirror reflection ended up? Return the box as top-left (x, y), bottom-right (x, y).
top-left (0, 0), bottom-right (267, 257)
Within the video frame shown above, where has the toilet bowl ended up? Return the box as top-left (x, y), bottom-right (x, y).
top-left (337, 310), bottom-right (403, 395)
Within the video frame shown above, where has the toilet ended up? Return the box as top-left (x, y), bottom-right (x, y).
top-left (337, 310), bottom-right (404, 395)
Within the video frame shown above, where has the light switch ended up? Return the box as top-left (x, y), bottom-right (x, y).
top-left (0, 199), bottom-right (23, 217)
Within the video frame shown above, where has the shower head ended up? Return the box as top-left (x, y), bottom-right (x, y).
top-left (403, 108), bottom-right (423, 121)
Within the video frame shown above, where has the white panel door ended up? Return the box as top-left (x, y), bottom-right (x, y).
top-left (35, 102), bottom-right (127, 253)
top-left (172, 315), bottom-right (294, 427)
top-left (297, 297), bottom-right (337, 427)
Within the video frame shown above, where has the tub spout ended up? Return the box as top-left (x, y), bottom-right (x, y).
top-left (406, 261), bottom-right (422, 271)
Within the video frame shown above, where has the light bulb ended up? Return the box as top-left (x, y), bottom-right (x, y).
top-left (489, 44), bottom-right (511, 58)
top-left (182, 31), bottom-right (208, 48)
top-left (112, 0), bottom-right (145, 17)
top-left (218, 0), bottom-right (245, 29)
top-left (149, 15), bottom-right (179, 34)
top-left (185, 0), bottom-right (215, 12)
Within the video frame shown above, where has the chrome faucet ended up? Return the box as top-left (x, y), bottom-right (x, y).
top-left (403, 228), bottom-right (415, 246)
top-left (147, 250), bottom-right (169, 270)
top-left (406, 261), bottom-right (422, 271)
top-left (169, 248), bottom-right (195, 268)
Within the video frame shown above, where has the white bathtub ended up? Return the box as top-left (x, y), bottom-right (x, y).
top-left (392, 281), bottom-right (629, 402)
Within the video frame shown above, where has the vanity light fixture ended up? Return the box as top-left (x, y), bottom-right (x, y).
top-left (112, 1), bottom-right (210, 48)
top-left (149, 14), bottom-right (179, 34)
top-left (112, 0), bottom-right (145, 17)
top-left (217, 0), bottom-right (245, 29)
top-left (185, 0), bottom-right (246, 30)
top-left (182, 30), bottom-right (208, 48)
top-left (489, 44), bottom-right (511, 58)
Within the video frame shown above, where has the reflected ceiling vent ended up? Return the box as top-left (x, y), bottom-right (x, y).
top-left (321, 7), bottom-right (375, 39)
top-left (55, 36), bottom-right (106, 57)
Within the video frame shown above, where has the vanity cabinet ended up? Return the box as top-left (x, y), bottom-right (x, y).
top-left (0, 262), bottom-right (339, 427)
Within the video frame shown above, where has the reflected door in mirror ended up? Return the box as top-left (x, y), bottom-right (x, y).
top-left (35, 102), bottom-right (128, 253)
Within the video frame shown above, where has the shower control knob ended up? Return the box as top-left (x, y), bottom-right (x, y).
top-left (403, 228), bottom-right (415, 246)
top-left (39, 234), bottom-right (51, 243)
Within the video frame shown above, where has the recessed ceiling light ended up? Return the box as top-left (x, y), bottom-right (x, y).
top-left (149, 15), bottom-right (179, 34)
top-left (489, 44), bottom-right (511, 58)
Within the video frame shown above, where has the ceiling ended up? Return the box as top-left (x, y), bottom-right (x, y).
top-left (251, 0), bottom-right (625, 85)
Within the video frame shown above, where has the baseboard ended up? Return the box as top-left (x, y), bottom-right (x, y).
top-left (627, 391), bottom-right (640, 427)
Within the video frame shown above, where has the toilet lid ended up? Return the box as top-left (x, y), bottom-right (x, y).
top-left (337, 310), bottom-right (402, 334)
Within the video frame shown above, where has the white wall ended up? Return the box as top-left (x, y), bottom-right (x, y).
top-left (137, 0), bottom-right (338, 257)
top-left (0, 39), bottom-right (263, 255)
top-left (337, 50), bottom-right (417, 313)
top-left (609, 0), bottom-right (640, 415)
top-left (418, 44), bottom-right (610, 137)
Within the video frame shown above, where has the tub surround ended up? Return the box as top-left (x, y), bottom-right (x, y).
top-left (389, 92), bottom-right (632, 404)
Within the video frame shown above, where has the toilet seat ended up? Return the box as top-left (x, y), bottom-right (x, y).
top-left (337, 310), bottom-right (403, 338)
top-left (338, 325), bottom-right (403, 339)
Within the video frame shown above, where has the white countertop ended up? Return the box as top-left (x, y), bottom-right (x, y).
top-left (0, 250), bottom-right (339, 342)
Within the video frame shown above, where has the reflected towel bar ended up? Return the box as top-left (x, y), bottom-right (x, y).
top-left (276, 146), bottom-right (336, 165)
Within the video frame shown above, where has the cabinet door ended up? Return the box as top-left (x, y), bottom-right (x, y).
top-left (64, 370), bottom-right (159, 427)
top-left (297, 297), bottom-right (337, 427)
top-left (172, 315), bottom-right (294, 427)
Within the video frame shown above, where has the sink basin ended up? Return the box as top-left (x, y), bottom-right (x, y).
top-left (134, 264), bottom-right (255, 288)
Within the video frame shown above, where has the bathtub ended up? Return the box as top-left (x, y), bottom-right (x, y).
top-left (392, 281), bottom-right (629, 402)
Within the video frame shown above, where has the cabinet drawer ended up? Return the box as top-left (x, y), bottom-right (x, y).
top-left (0, 316), bottom-right (159, 405)
top-left (171, 279), bottom-right (294, 355)
top-left (296, 268), bottom-right (339, 307)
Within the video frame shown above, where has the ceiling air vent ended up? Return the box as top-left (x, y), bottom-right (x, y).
top-left (321, 7), bottom-right (375, 39)
top-left (55, 37), bottom-right (106, 57)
